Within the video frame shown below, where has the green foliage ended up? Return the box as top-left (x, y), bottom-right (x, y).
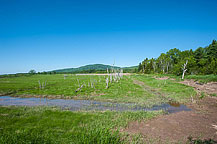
top-left (187, 136), bottom-right (217, 144)
top-left (28, 69), bottom-right (36, 74)
top-left (122, 66), bottom-right (138, 73)
top-left (199, 92), bottom-right (206, 99)
top-left (138, 40), bottom-right (217, 75)
top-left (210, 93), bottom-right (217, 97)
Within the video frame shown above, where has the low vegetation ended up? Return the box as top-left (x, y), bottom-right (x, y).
top-left (1, 73), bottom-right (216, 143)
top-left (0, 106), bottom-right (162, 143)
top-left (0, 74), bottom-right (198, 106)
top-left (185, 74), bottom-right (217, 83)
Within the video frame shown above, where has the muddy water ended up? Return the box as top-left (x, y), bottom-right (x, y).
top-left (0, 96), bottom-right (191, 113)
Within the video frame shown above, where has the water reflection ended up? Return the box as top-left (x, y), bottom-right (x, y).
top-left (0, 96), bottom-right (191, 113)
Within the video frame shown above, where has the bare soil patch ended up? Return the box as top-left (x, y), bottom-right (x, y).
top-left (155, 76), bottom-right (169, 80)
top-left (180, 79), bottom-right (217, 95)
top-left (124, 97), bottom-right (217, 143)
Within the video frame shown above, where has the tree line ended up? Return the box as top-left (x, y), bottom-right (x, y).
top-left (138, 40), bottom-right (217, 75)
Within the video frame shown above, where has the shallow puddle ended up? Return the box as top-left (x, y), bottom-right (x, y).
top-left (0, 96), bottom-right (191, 113)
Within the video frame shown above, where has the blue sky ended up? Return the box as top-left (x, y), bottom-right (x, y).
top-left (0, 0), bottom-right (217, 74)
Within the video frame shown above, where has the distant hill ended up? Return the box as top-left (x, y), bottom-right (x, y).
top-left (122, 66), bottom-right (138, 73)
top-left (52, 64), bottom-right (138, 73)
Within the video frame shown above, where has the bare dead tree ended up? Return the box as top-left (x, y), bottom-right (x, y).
top-left (142, 65), bottom-right (145, 73)
top-left (110, 74), bottom-right (112, 83)
top-left (120, 69), bottom-right (123, 78)
top-left (38, 80), bottom-right (47, 89)
top-left (77, 78), bottom-right (80, 87)
top-left (160, 60), bottom-right (166, 74)
top-left (107, 68), bottom-right (109, 74)
top-left (38, 80), bottom-right (41, 89)
top-left (153, 61), bottom-right (156, 72)
top-left (166, 61), bottom-right (170, 73)
top-left (91, 80), bottom-right (93, 88)
top-left (181, 60), bottom-right (188, 80)
top-left (75, 85), bottom-right (83, 92)
top-left (106, 78), bottom-right (109, 89)
top-left (64, 74), bottom-right (67, 79)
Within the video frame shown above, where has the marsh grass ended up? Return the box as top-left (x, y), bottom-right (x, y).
top-left (0, 106), bottom-right (162, 143)
top-left (149, 74), bottom-right (217, 83)
top-left (132, 75), bottom-right (197, 104)
top-left (185, 74), bottom-right (217, 83)
top-left (210, 93), bottom-right (217, 97)
top-left (0, 74), bottom-right (199, 106)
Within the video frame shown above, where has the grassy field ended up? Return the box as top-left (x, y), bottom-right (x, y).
top-left (1, 74), bottom-right (216, 143)
top-left (0, 106), bottom-right (162, 143)
top-left (185, 74), bottom-right (217, 83)
top-left (0, 74), bottom-right (197, 106)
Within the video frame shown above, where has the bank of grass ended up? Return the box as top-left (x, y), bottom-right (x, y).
top-left (151, 73), bottom-right (217, 83)
top-left (154, 74), bottom-right (217, 83)
top-left (185, 74), bottom-right (217, 83)
top-left (0, 106), bottom-right (162, 143)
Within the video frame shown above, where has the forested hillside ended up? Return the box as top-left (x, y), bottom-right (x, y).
top-left (51, 64), bottom-right (137, 74)
top-left (138, 40), bottom-right (217, 75)
top-left (52, 64), bottom-right (120, 73)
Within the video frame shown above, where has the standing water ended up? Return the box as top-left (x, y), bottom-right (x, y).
top-left (0, 96), bottom-right (191, 113)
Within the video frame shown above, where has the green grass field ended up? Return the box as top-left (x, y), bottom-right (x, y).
top-left (0, 74), bottom-right (198, 106)
top-left (0, 106), bottom-right (162, 144)
top-left (1, 74), bottom-right (216, 143)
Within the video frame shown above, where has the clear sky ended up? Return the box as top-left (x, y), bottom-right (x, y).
top-left (0, 0), bottom-right (217, 74)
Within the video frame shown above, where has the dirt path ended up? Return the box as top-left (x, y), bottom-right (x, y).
top-left (124, 80), bottom-right (217, 143)
top-left (133, 79), bottom-right (166, 101)
top-left (180, 79), bottom-right (217, 95)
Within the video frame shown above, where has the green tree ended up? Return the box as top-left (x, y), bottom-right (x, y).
top-left (138, 63), bottom-right (142, 72)
top-left (28, 69), bottom-right (36, 74)
top-left (157, 53), bottom-right (167, 74)
top-left (166, 48), bottom-right (181, 64)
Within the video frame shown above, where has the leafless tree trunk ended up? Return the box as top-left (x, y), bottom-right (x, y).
top-left (160, 60), bottom-right (165, 74)
top-left (182, 60), bottom-right (188, 79)
top-left (106, 78), bottom-right (109, 89)
top-left (38, 80), bottom-right (47, 89)
top-left (64, 74), bottom-right (67, 79)
top-left (77, 78), bottom-right (80, 87)
top-left (38, 80), bottom-right (41, 89)
top-left (153, 61), bottom-right (156, 72)
top-left (166, 62), bottom-right (170, 73)
top-left (75, 85), bottom-right (83, 92)
top-left (142, 65), bottom-right (145, 73)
